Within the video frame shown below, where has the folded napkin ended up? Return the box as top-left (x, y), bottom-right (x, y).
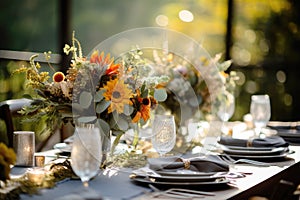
top-left (219, 136), bottom-right (289, 147)
top-left (148, 154), bottom-right (229, 173)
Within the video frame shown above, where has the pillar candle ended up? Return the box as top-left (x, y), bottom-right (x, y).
top-left (13, 131), bottom-right (35, 166)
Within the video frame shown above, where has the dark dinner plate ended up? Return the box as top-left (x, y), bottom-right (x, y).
top-left (221, 146), bottom-right (287, 156)
top-left (223, 145), bottom-right (274, 151)
top-left (276, 129), bottom-right (300, 138)
top-left (131, 176), bottom-right (229, 186)
top-left (225, 149), bottom-right (293, 160)
top-left (132, 170), bottom-right (224, 182)
top-left (134, 174), bottom-right (225, 183)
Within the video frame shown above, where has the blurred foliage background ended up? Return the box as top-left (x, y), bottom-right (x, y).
top-left (0, 0), bottom-right (300, 132)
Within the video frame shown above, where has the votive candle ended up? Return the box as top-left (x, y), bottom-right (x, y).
top-left (27, 168), bottom-right (45, 185)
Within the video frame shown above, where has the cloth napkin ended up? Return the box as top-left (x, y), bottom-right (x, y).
top-left (148, 154), bottom-right (229, 173)
top-left (219, 136), bottom-right (289, 147)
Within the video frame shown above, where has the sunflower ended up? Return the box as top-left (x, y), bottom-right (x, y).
top-left (90, 50), bottom-right (120, 75)
top-left (131, 90), bottom-right (151, 123)
top-left (102, 78), bottom-right (133, 114)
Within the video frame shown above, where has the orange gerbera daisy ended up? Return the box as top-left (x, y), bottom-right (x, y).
top-left (102, 78), bottom-right (133, 114)
top-left (132, 90), bottom-right (151, 123)
top-left (90, 50), bottom-right (120, 75)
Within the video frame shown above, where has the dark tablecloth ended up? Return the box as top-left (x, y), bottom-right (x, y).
top-left (11, 167), bottom-right (150, 200)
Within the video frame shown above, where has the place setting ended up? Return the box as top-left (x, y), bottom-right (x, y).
top-left (268, 121), bottom-right (300, 144)
top-left (129, 114), bottom-right (234, 191)
top-left (217, 135), bottom-right (293, 161)
top-left (130, 154), bottom-right (231, 188)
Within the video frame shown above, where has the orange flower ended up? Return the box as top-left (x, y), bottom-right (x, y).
top-left (90, 50), bottom-right (120, 75)
top-left (132, 90), bottom-right (151, 123)
top-left (53, 72), bottom-right (65, 83)
top-left (102, 78), bottom-right (133, 114)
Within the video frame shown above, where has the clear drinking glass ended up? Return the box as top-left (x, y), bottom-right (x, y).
top-left (151, 115), bottom-right (176, 156)
top-left (217, 93), bottom-right (235, 122)
top-left (250, 94), bottom-right (271, 137)
top-left (217, 93), bottom-right (235, 135)
top-left (71, 124), bottom-right (102, 187)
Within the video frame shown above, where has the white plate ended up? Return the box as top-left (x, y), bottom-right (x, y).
top-left (157, 170), bottom-right (216, 177)
top-left (53, 143), bottom-right (72, 152)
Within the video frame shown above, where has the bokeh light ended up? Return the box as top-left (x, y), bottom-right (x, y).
top-left (283, 93), bottom-right (292, 106)
top-left (245, 80), bottom-right (258, 94)
top-left (155, 15), bottom-right (169, 27)
top-left (276, 70), bottom-right (286, 83)
top-left (178, 10), bottom-right (194, 22)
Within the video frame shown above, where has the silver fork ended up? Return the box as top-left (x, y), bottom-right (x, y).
top-left (220, 154), bottom-right (271, 167)
top-left (149, 184), bottom-right (215, 199)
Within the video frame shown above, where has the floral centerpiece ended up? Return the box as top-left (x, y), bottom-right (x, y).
top-left (14, 32), bottom-right (169, 154)
top-left (14, 29), bottom-right (238, 162)
top-left (151, 49), bottom-right (238, 124)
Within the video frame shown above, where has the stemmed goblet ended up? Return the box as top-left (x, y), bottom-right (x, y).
top-left (250, 94), bottom-right (271, 137)
top-left (71, 123), bottom-right (102, 187)
top-left (217, 93), bottom-right (235, 135)
top-left (151, 114), bottom-right (176, 157)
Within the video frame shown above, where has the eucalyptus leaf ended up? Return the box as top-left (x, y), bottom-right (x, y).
top-left (72, 103), bottom-right (84, 113)
top-left (96, 100), bottom-right (110, 114)
top-left (116, 115), bottom-right (129, 131)
top-left (77, 116), bottom-right (97, 123)
top-left (109, 111), bottom-right (119, 128)
top-left (154, 88), bottom-right (168, 102)
top-left (94, 90), bottom-right (105, 102)
top-left (97, 118), bottom-right (110, 135)
top-left (123, 104), bottom-right (134, 116)
top-left (79, 91), bottom-right (93, 109)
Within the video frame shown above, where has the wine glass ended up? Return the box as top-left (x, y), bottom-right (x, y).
top-left (250, 94), bottom-right (271, 137)
top-left (71, 123), bottom-right (102, 187)
top-left (217, 93), bottom-right (235, 135)
top-left (151, 115), bottom-right (176, 156)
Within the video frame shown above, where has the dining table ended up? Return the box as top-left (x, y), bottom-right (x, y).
top-left (11, 135), bottom-right (300, 200)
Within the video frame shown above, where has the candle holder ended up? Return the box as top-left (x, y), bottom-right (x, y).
top-left (34, 155), bottom-right (45, 167)
top-left (26, 167), bottom-right (46, 186)
top-left (13, 131), bottom-right (35, 166)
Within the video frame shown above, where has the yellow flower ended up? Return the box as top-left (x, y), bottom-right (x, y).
top-left (103, 79), bottom-right (133, 114)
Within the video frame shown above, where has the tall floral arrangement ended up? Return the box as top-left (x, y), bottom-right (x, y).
top-left (151, 50), bottom-right (238, 122)
top-left (14, 32), bottom-right (169, 150)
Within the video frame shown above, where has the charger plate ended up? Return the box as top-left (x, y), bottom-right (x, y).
top-left (131, 176), bottom-right (229, 186)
